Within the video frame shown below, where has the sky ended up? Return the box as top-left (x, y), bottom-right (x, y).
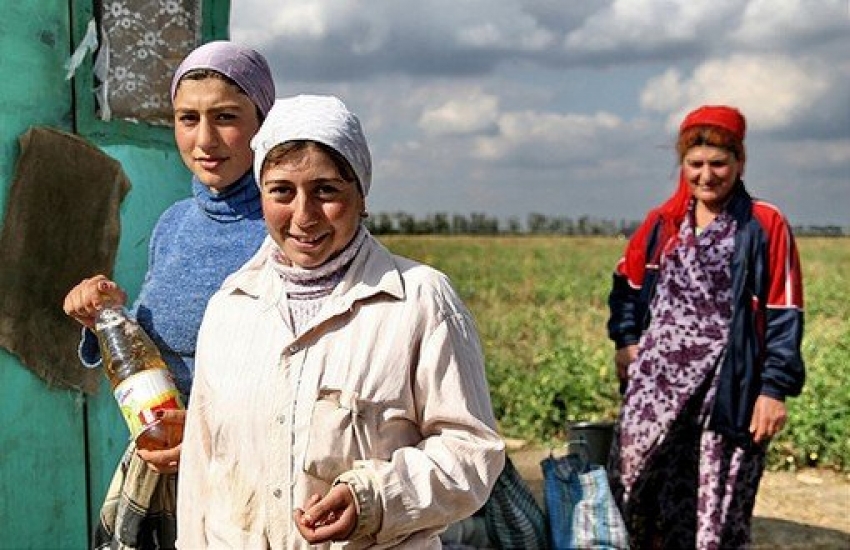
top-left (230, 0), bottom-right (850, 228)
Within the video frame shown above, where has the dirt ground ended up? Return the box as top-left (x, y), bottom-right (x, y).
top-left (509, 445), bottom-right (850, 549)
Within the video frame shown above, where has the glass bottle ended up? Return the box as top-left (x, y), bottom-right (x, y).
top-left (94, 305), bottom-right (184, 451)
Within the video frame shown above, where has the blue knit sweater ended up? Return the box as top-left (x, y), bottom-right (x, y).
top-left (81, 172), bottom-right (267, 398)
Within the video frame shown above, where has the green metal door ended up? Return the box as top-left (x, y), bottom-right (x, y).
top-left (0, 3), bottom-right (90, 547)
top-left (0, 1), bottom-right (230, 547)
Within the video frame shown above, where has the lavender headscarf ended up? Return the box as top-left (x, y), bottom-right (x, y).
top-left (170, 41), bottom-right (275, 117)
top-left (251, 95), bottom-right (373, 196)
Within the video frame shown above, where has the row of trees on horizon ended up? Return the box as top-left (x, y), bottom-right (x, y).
top-left (364, 211), bottom-right (848, 237)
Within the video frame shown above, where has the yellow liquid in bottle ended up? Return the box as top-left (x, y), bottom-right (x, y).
top-left (96, 306), bottom-right (185, 450)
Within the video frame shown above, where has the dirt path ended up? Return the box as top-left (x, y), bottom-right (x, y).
top-left (509, 447), bottom-right (850, 549)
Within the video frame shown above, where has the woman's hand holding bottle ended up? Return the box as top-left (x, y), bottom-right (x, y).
top-left (63, 274), bottom-right (127, 328)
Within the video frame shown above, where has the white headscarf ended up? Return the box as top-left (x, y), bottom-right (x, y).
top-left (250, 95), bottom-right (372, 196)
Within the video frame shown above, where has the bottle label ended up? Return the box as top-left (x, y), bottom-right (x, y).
top-left (113, 368), bottom-right (183, 440)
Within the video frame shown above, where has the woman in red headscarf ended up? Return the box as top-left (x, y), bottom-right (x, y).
top-left (606, 105), bottom-right (805, 548)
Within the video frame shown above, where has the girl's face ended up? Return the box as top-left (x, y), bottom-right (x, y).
top-left (682, 145), bottom-right (742, 212)
top-left (261, 145), bottom-right (364, 269)
top-left (172, 77), bottom-right (261, 191)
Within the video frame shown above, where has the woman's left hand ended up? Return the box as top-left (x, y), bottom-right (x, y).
top-left (749, 395), bottom-right (787, 444)
top-left (136, 409), bottom-right (186, 473)
top-left (137, 444), bottom-right (181, 474)
top-left (294, 483), bottom-right (357, 544)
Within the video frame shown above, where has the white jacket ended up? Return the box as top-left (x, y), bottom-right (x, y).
top-left (177, 234), bottom-right (505, 549)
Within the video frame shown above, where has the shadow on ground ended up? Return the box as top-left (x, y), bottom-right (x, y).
top-left (751, 517), bottom-right (850, 549)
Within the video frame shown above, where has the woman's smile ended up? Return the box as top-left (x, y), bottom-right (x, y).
top-left (288, 231), bottom-right (329, 247)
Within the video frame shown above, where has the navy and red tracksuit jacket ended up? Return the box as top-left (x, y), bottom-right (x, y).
top-left (607, 184), bottom-right (806, 444)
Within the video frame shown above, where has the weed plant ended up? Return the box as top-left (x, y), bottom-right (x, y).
top-left (380, 235), bottom-right (849, 472)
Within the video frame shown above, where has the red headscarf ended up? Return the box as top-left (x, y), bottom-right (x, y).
top-left (679, 105), bottom-right (746, 142)
top-left (656, 105), bottom-right (747, 234)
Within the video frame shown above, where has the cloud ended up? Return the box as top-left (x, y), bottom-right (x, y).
top-left (473, 110), bottom-right (627, 167)
top-left (419, 92), bottom-right (500, 136)
top-left (563, 0), bottom-right (743, 55)
top-left (640, 54), bottom-right (835, 135)
top-left (230, 0), bottom-right (850, 226)
top-left (766, 139), bottom-right (850, 173)
top-left (231, 0), bottom-right (566, 80)
top-left (733, 0), bottom-right (850, 47)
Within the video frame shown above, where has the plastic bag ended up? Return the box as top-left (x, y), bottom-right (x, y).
top-left (541, 452), bottom-right (628, 549)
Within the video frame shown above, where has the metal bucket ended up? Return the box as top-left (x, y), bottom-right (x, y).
top-left (567, 421), bottom-right (615, 466)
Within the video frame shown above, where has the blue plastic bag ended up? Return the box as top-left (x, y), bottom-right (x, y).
top-left (541, 452), bottom-right (628, 549)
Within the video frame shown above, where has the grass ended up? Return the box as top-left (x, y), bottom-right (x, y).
top-left (378, 235), bottom-right (850, 472)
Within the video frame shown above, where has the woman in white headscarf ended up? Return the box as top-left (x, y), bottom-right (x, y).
top-left (177, 95), bottom-right (505, 549)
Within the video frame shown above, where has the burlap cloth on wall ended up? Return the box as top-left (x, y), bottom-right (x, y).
top-left (0, 126), bottom-right (131, 393)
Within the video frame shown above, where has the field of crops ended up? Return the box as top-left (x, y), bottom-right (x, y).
top-left (378, 235), bottom-right (850, 472)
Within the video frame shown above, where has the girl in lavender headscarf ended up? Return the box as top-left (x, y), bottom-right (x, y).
top-left (607, 105), bottom-right (805, 548)
top-left (62, 40), bottom-right (275, 549)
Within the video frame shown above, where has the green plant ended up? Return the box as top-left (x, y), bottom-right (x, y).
top-left (380, 235), bottom-right (850, 471)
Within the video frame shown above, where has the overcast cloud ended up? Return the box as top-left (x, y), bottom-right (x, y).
top-left (231, 0), bottom-right (850, 227)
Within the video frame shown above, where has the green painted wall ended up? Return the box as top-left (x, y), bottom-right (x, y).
top-left (0, 3), bottom-right (89, 547)
top-left (0, 1), bottom-right (231, 547)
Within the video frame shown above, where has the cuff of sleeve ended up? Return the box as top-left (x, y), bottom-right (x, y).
top-left (759, 386), bottom-right (786, 401)
top-left (614, 335), bottom-right (639, 350)
top-left (334, 467), bottom-right (382, 541)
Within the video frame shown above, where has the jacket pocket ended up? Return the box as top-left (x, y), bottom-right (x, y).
top-left (304, 387), bottom-right (422, 483)
top-left (303, 387), bottom-right (371, 482)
